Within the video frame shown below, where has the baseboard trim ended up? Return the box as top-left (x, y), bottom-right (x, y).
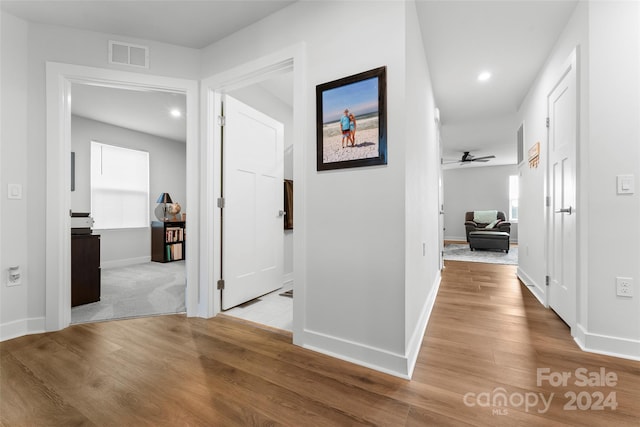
top-left (444, 235), bottom-right (467, 242)
top-left (102, 256), bottom-right (151, 269)
top-left (301, 329), bottom-right (411, 379)
top-left (405, 271), bottom-right (441, 378)
top-left (301, 271), bottom-right (442, 380)
top-left (517, 267), bottom-right (546, 305)
top-left (283, 272), bottom-right (293, 287)
top-left (574, 324), bottom-right (640, 361)
top-left (1, 317), bottom-right (46, 342)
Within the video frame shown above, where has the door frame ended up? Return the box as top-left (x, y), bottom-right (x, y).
top-left (544, 47), bottom-right (579, 329)
top-left (45, 62), bottom-right (199, 330)
top-left (200, 44), bottom-right (307, 342)
top-left (435, 108), bottom-right (444, 270)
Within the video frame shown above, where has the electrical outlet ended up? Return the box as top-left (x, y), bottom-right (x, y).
top-left (7, 266), bottom-right (21, 286)
top-left (616, 277), bottom-right (633, 297)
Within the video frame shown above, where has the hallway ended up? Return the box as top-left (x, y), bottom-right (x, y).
top-left (2, 261), bottom-right (638, 425)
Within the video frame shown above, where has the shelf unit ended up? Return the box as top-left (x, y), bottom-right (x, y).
top-left (151, 221), bottom-right (186, 263)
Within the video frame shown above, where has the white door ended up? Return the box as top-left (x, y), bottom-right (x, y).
top-left (547, 53), bottom-right (577, 327)
top-left (221, 95), bottom-right (284, 310)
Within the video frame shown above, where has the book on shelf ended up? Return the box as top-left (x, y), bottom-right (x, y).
top-left (166, 242), bottom-right (183, 261)
top-left (165, 227), bottom-right (184, 242)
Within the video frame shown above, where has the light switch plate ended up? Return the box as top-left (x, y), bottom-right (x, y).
top-left (7, 184), bottom-right (22, 199)
top-left (616, 175), bottom-right (634, 194)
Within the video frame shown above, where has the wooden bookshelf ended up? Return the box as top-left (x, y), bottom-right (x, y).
top-left (151, 221), bottom-right (185, 263)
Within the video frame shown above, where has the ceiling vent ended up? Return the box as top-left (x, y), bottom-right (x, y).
top-left (109, 40), bottom-right (149, 68)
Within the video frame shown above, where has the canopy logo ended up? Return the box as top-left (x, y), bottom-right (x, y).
top-left (462, 367), bottom-right (620, 416)
top-left (463, 388), bottom-right (553, 415)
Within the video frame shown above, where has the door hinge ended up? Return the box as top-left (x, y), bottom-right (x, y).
top-left (545, 275), bottom-right (550, 286)
top-left (217, 115), bottom-right (225, 127)
top-left (217, 197), bottom-right (225, 208)
top-left (546, 117), bottom-right (550, 128)
top-left (545, 196), bottom-right (551, 207)
top-left (217, 279), bottom-right (225, 290)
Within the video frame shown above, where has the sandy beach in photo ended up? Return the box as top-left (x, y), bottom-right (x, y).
top-left (322, 116), bottom-right (379, 164)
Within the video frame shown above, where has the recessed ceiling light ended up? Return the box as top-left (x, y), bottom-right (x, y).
top-left (477, 71), bottom-right (492, 82)
top-left (170, 108), bottom-right (182, 118)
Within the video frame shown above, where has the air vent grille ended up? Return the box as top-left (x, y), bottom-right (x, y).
top-left (109, 41), bottom-right (149, 68)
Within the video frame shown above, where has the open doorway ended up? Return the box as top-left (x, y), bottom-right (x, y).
top-left (200, 45), bottom-right (305, 341)
top-left (221, 71), bottom-right (294, 331)
top-left (69, 83), bottom-right (187, 324)
top-left (45, 62), bottom-right (199, 332)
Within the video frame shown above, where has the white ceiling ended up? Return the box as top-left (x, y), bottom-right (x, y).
top-left (71, 83), bottom-right (187, 142)
top-left (417, 0), bottom-right (578, 167)
top-left (0, 0), bottom-right (296, 49)
top-left (2, 0), bottom-right (578, 164)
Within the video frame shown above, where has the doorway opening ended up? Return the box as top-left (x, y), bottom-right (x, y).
top-left (69, 83), bottom-right (187, 324)
top-left (45, 62), bottom-right (199, 331)
top-left (222, 73), bottom-right (294, 331)
top-left (201, 44), bottom-right (306, 341)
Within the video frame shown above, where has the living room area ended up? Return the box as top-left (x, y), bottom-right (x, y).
top-left (442, 163), bottom-right (519, 266)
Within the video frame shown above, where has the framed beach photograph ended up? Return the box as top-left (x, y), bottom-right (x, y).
top-left (316, 66), bottom-right (387, 171)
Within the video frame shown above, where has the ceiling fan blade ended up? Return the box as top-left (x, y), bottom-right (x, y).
top-left (471, 155), bottom-right (496, 161)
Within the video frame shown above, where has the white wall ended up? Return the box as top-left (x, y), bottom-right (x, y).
top-left (403, 0), bottom-right (441, 371)
top-left (71, 115), bottom-right (186, 268)
top-left (585, 1), bottom-right (639, 354)
top-left (229, 81), bottom-right (294, 281)
top-left (443, 165), bottom-right (519, 242)
top-left (518, 1), bottom-right (640, 358)
top-left (517, 1), bottom-right (588, 303)
top-left (0, 12), bottom-right (30, 339)
top-left (0, 12), bottom-right (199, 340)
top-left (202, 1), bottom-right (439, 377)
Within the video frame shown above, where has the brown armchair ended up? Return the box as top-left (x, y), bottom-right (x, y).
top-left (464, 211), bottom-right (511, 242)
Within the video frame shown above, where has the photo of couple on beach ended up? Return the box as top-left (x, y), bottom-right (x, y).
top-left (316, 67), bottom-right (386, 170)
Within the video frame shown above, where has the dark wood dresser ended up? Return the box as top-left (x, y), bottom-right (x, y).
top-left (71, 234), bottom-right (101, 307)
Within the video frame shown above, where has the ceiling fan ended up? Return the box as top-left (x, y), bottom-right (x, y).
top-left (443, 151), bottom-right (496, 165)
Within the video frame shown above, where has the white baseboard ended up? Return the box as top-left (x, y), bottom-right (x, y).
top-left (517, 267), bottom-right (546, 305)
top-left (444, 235), bottom-right (467, 242)
top-left (574, 324), bottom-right (640, 361)
top-left (101, 256), bottom-right (151, 269)
top-left (301, 329), bottom-right (411, 379)
top-left (1, 317), bottom-right (46, 342)
top-left (301, 271), bottom-right (442, 380)
top-left (283, 272), bottom-right (293, 287)
top-left (517, 271), bottom-right (639, 361)
top-left (406, 271), bottom-right (441, 378)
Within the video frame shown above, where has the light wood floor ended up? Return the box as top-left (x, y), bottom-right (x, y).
top-left (2, 261), bottom-right (639, 426)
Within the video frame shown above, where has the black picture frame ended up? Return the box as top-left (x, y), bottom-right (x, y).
top-left (316, 66), bottom-right (387, 171)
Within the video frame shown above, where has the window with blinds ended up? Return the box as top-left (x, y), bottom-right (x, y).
top-left (90, 141), bottom-right (149, 229)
